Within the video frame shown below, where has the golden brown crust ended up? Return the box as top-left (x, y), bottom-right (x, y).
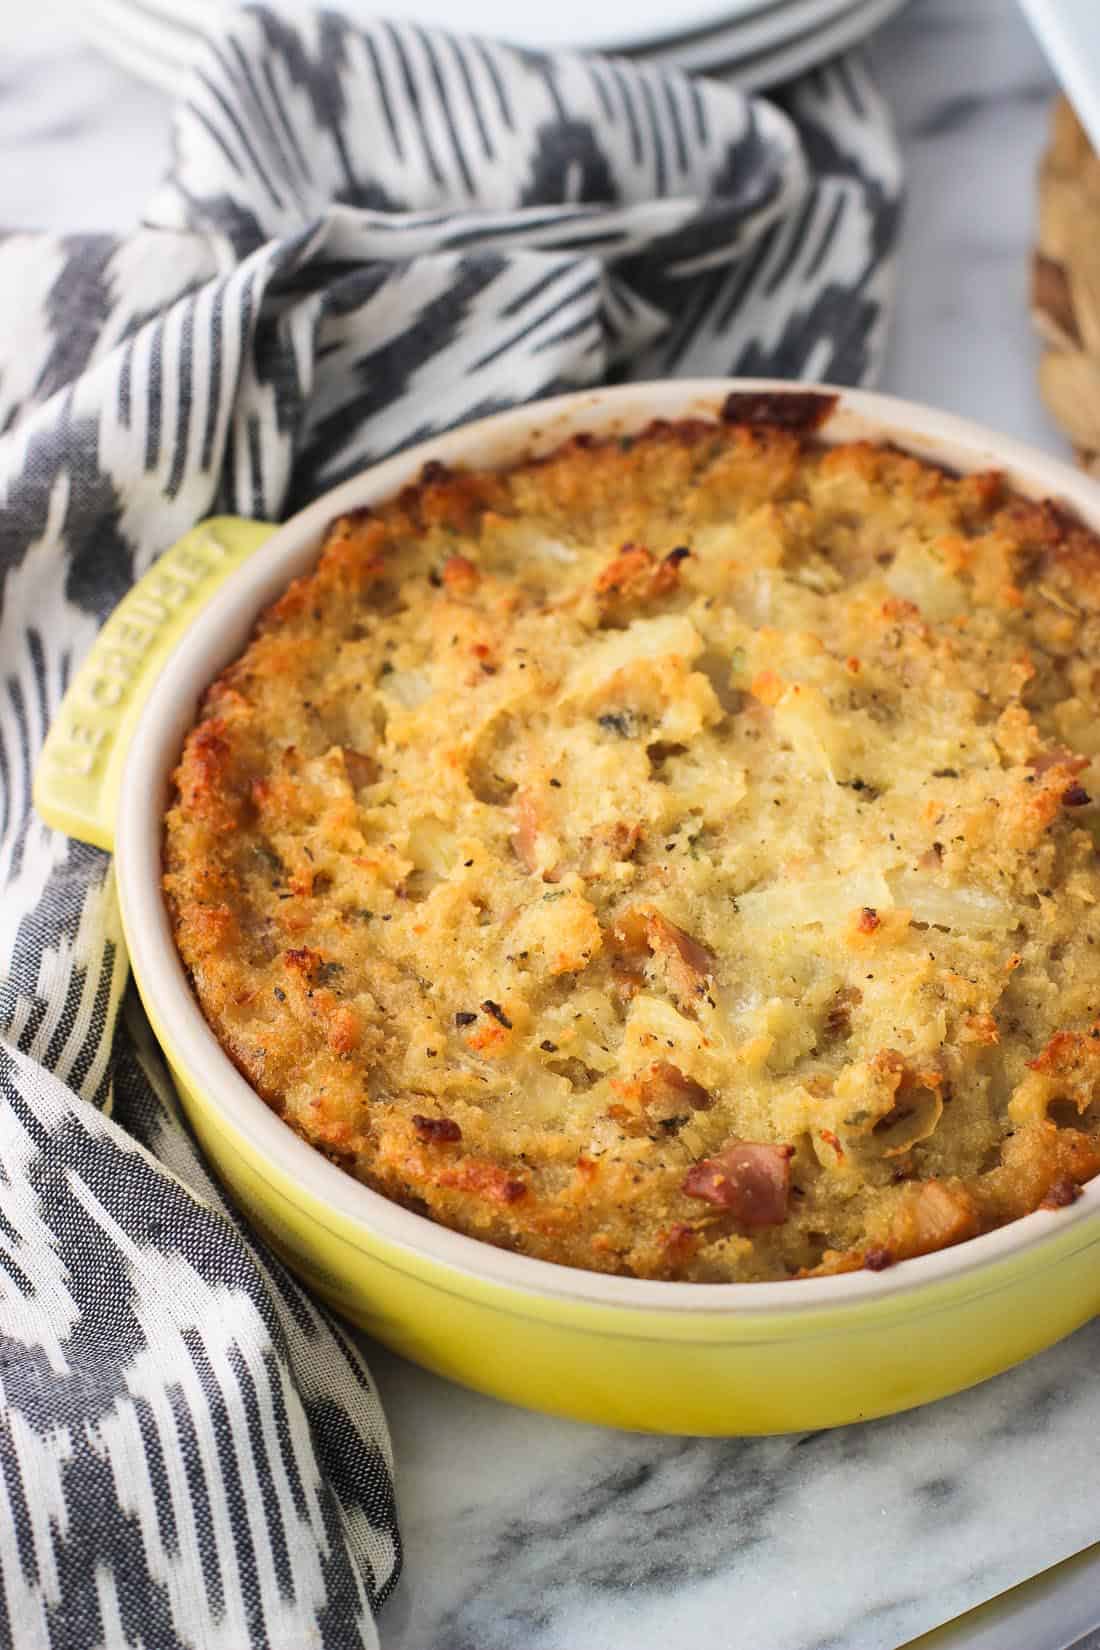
top-left (164, 416), bottom-right (1100, 1281)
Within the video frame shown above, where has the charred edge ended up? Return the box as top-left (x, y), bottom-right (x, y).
top-left (881, 442), bottom-right (963, 483)
top-left (527, 419), bottom-right (717, 470)
top-left (1039, 496), bottom-right (1083, 542)
top-left (336, 505), bottom-right (379, 529)
top-left (720, 390), bottom-right (838, 434)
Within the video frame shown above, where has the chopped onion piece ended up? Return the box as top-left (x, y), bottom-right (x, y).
top-left (528, 535), bottom-right (577, 564)
top-left (885, 546), bottom-right (967, 621)
top-left (568, 614), bottom-right (704, 698)
top-left (773, 684), bottom-right (841, 785)
top-left (380, 669), bottom-right (433, 709)
top-left (622, 993), bottom-right (705, 1063)
top-left (406, 817), bottom-right (457, 875)
top-left (887, 870), bottom-right (1016, 932)
top-left (736, 870), bottom-right (892, 930)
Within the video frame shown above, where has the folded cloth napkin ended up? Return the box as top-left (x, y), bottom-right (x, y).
top-left (0, 8), bottom-right (901, 1647)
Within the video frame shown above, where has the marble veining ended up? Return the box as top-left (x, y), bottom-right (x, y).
top-left (6, 3), bottom-right (1099, 1648)
top-left (369, 1314), bottom-right (1100, 1648)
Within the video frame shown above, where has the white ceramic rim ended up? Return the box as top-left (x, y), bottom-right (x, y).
top-left (118, 378), bottom-right (1100, 1318)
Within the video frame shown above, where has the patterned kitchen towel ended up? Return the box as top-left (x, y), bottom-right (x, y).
top-left (0, 7), bottom-right (901, 1648)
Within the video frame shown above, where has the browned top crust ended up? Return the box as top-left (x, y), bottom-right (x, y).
top-left (164, 414), bottom-right (1100, 1281)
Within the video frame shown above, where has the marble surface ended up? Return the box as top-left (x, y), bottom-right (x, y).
top-left (6, 4), bottom-right (1100, 1648)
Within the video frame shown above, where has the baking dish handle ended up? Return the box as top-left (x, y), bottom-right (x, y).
top-left (34, 516), bottom-right (276, 853)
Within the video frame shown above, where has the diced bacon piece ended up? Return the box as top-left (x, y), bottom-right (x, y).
top-left (511, 791), bottom-right (544, 876)
top-left (888, 1178), bottom-right (979, 1259)
top-left (682, 1141), bottom-right (794, 1226)
top-left (639, 1061), bottom-right (712, 1113)
top-left (1040, 1176), bottom-right (1080, 1209)
top-left (659, 1221), bottom-right (700, 1261)
top-left (437, 1157), bottom-right (527, 1203)
top-left (611, 906), bottom-right (651, 957)
top-left (582, 820), bottom-right (641, 873)
top-left (441, 554), bottom-right (480, 592)
top-left (647, 911), bottom-right (715, 1001)
top-left (593, 543), bottom-right (687, 608)
top-left (412, 1114), bottom-right (462, 1144)
top-left (863, 1247), bottom-right (894, 1271)
top-left (1028, 746), bottom-right (1089, 776)
top-left (610, 961), bottom-right (646, 1002)
top-left (612, 905), bottom-right (715, 1005)
top-left (341, 747), bottom-right (380, 789)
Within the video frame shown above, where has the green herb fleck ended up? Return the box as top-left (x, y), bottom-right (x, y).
top-left (254, 841), bottom-right (284, 878)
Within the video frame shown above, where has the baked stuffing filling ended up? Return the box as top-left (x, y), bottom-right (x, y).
top-left (164, 395), bottom-right (1100, 1280)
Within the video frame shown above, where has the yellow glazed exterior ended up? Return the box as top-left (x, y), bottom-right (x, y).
top-left (36, 518), bottom-right (275, 850)
top-left (157, 1028), bottom-right (1100, 1433)
top-left (33, 382), bottom-right (1100, 1435)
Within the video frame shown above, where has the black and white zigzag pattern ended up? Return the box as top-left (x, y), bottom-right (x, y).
top-left (0, 7), bottom-right (901, 1647)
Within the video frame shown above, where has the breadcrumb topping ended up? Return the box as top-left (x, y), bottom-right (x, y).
top-left (164, 412), bottom-right (1100, 1280)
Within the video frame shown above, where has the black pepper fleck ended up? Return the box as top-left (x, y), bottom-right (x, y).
top-left (598, 711), bottom-right (635, 738)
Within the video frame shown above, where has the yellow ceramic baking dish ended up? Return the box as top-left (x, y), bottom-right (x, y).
top-left (34, 380), bottom-right (1100, 1436)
